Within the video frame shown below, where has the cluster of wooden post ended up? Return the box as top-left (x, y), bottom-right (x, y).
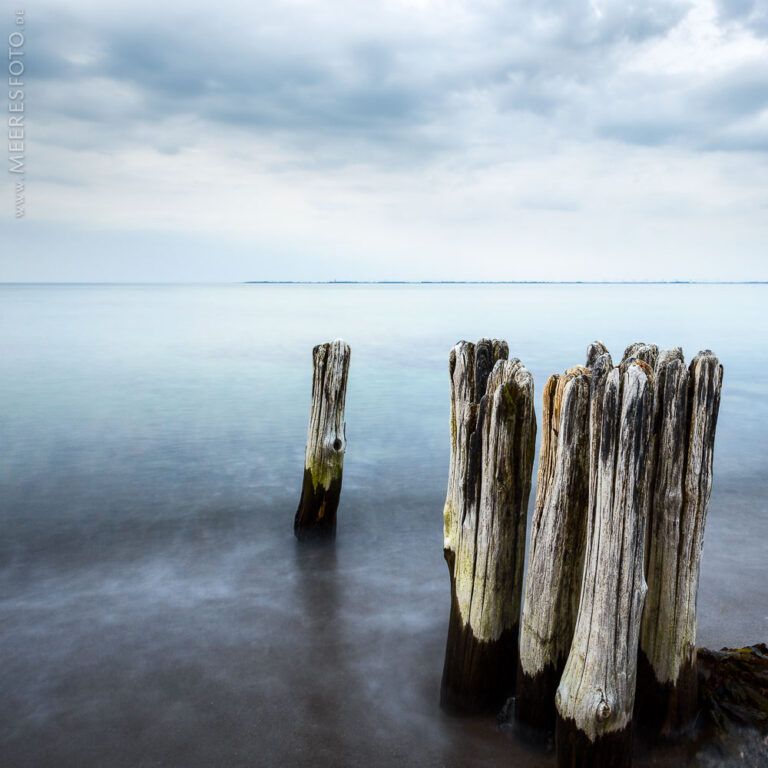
top-left (440, 339), bottom-right (722, 767)
top-left (291, 336), bottom-right (723, 764)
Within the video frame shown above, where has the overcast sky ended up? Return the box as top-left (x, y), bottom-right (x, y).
top-left (3, 0), bottom-right (767, 281)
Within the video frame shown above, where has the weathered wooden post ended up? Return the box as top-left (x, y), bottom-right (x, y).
top-left (636, 350), bottom-right (723, 738)
top-left (294, 340), bottom-right (351, 542)
top-left (516, 365), bottom-right (592, 733)
top-left (555, 358), bottom-right (653, 767)
top-left (443, 338), bottom-right (510, 572)
top-left (441, 339), bottom-right (537, 713)
top-left (622, 342), bottom-right (658, 370)
top-left (585, 340), bottom-right (609, 369)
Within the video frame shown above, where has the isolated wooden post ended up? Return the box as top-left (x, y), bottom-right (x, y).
top-left (636, 350), bottom-right (723, 738)
top-left (294, 340), bottom-right (351, 541)
top-left (441, 340), bottom-right (536, 713)
top-left (516, 365), bottom-right (592, 733)
top-left (555, 360), bottom-right (652, 767)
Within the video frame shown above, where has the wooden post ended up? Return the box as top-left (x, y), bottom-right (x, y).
top-left (441, 340), bottom-right (536, 713)
top-left (585, 340), bottom-right (609, 369)
top-left (636, 350), bottom-right (723, 738)
top-left (443, 338), bottom-right (510, 565)
top-left (294, 340), bottom-right (351, 542)
top-left (622, 342), bottom-right (659, 370)
top-left (516, 365), bottom-right (592, 733)
top-left (555, 359), bottom-right (653, 767)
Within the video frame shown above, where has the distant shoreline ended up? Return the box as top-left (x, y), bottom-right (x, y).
top-left (244, 280), bottom-right (768, 285)
top-left (2, 281), bottom-right (767, 286)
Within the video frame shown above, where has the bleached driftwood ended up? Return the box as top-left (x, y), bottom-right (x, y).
top-left (555, 359), bottom-right (653, 767)
top-left (294, 340), bottom-right (351, 541)
top-left (636, 350), bottom-right (723, 738)
top-left (516, 365), bottom-right (592, 732)
top-left (441, 340), bottom-right (536, 713)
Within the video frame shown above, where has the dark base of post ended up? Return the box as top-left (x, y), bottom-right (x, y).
top-left (293, 469), bottom-right (342, 541)
top-left (556, 715), bottom-right (633, 768)
top-left (440, 550), bottom-right (518, 714)
top-left (515, 659), bottom-right (564, 735)
top-left (634, 649), bottom-right (697, 741)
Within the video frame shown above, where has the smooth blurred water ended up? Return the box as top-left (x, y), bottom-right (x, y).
top-left (1, 284), bottom-right (766, 767)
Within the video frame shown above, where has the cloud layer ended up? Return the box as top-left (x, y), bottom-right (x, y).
top-left (4, 0), bottom-right (768, 280)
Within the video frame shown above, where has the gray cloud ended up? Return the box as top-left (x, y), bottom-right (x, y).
top-left (27, 0), bottom-right (766, 168)
top-left (5, 0), bottom-right (766, 282)
top-left (715, 0), bottom-right (768, 36)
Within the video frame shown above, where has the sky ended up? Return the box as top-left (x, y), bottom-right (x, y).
top-left (2, 0), bottom-right (767, 281)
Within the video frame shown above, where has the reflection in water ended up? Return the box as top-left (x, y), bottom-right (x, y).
top-left (292, 542), bottom-right (350, 761)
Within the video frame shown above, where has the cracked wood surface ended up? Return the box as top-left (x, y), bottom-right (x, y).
top-left (516, 365), bottom-right (591, 730)
top-left (555, 359), bottom-right (653, 749)
top-left (637, 349), bottom-right (723, 736)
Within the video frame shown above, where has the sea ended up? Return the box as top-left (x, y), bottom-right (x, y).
top-left (1, 283), bottom-right (766, 766)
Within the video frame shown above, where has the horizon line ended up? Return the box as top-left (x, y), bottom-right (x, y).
top-left (2, 280), bottom-right (767, 286)
top-left (245, 280), bottom-right (768, 285)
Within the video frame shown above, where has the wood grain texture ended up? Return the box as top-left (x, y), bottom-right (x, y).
top-left (622, 342), bottom-right (659, 371)
top-left (516, 365), bottom-right (591, 732)
top-left (441, 340), bottom-right (536, 713)
top-left (585, 340), bottom-right (609, 369)
top-left (294, 340), bottom-right (351, 541)
top-left (555, 360), bottom-right (653, 766)
top-left (636, 349), bottom-right (723, 738)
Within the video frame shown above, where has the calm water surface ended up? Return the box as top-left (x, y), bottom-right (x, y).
top-left (1, 284), bottom-right (766, 766)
